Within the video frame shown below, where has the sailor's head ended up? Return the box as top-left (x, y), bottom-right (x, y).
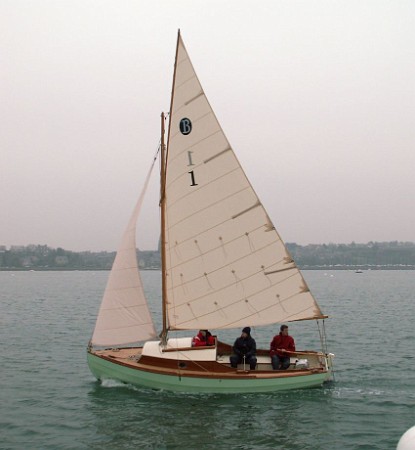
top-left (280, 324), bottom-right (289, 335)
top-left (242, 327), bottom-right (251, 337)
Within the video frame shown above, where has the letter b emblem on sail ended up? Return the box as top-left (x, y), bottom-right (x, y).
top-left (179, 118), bottom-right (192, 135)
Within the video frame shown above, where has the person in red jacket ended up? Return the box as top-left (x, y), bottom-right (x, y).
top-left (192, 330), bottom-right (215, 347)
top-left (270, 324), bottom-right (295, 370)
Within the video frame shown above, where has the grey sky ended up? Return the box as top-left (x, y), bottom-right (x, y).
top-left (1, 0), bottom-right (414, 251)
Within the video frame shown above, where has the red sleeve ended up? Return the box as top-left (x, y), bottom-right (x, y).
top-left (193, 336), bottom-right (204, 346)
top-left (194, 338), bottom-right (205, 347)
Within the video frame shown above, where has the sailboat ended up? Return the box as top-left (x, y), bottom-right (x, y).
top-left (87, 31), bottom-right (334, 393)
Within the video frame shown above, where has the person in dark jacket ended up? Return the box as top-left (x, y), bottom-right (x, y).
top-left (230, 327), bottom-right (257, 370)
top-left (270, 324), bottom-right (296, 370)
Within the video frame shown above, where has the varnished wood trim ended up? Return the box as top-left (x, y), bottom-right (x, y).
top-left (162, 345), bottom-right (215, 352)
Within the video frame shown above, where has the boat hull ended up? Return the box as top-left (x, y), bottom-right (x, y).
top-left (87, 351), bottom-right (331, 393)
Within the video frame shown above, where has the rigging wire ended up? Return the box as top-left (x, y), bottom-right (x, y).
top-left (317, 319), bottom-right (335, 382)
top-left (322, 319), bottom-right (335, 382)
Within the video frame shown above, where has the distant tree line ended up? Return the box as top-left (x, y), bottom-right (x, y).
top-left (1, 241), bottom-right (414, 270)
top-left (286, 241), bottom-right (415, 269)
top-left (0, 244), bottom-right (159, 270)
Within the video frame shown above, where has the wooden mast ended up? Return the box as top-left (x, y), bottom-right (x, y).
top-left (160, 112), bottom-right (168, 344)
top-left (160, 30), bottom-right (181, 345)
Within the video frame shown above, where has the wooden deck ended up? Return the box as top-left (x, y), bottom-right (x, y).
top-left (92, 346), bottom-right (328, 379)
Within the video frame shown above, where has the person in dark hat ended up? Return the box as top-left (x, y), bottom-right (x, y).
top-left (270, 324), bottom-right (296, 370)
top-left (230, 327), bottom-right (257, 370)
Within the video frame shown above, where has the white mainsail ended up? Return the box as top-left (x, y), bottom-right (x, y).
top-left (164, 33), bottom-right (325, 331)
top-left (91, 164), bottom-right (157, 347)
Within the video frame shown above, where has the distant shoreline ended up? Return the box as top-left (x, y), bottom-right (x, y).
top-left (1, 242), bottom-right (415, 271)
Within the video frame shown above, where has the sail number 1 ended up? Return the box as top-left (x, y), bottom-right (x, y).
top-left (180, 118), bottom-right (198, 187)
top-left (188, 170), bottom-right (198, 186)
top-left (188, 151), bottom-right (198, 186)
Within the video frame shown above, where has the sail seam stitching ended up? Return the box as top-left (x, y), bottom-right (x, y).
top-left (169, 248), bottom-right (290, 299)
top-left (185, 91), bottom-right (204, 105)
top-left (168, 184), bottom-right (251, 230)
top-left (168, 222), bottom-right (267, 266)
top-left (168, 224), bottom-right (275, 272)
top-left (175, 74), bottom-right (197, 91)
top-left (173, 271), bottom-right (305, 327)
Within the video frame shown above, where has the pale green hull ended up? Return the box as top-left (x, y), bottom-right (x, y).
top-left (87, 352), bottom-right (331, 393)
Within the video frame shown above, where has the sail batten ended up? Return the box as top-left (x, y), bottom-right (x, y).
top-left (204, 147), bottom-right (232, 163)
top-left (164, 34), bottom-right (324, 330)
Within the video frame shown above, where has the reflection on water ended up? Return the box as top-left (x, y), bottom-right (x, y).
top-left (86, 381), bottom-right (339, 450)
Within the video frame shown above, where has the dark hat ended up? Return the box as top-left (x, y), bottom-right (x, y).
top-left (242, 327), bottom-right (251, 335)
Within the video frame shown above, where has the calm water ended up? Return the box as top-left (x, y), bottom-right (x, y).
top-left (1, 270), bottom-right (414, 450)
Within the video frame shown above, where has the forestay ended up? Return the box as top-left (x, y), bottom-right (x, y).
top-left (164, 34), bottom-right (325, 331)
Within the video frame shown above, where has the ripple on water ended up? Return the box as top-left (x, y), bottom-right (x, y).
top-left (1, 270), bottom-right (415, 450)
